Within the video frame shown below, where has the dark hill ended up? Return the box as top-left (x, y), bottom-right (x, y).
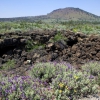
top-left (47, 7), bottom-right (100, 21)
top-left (0, 7), bottom-right (100, 21)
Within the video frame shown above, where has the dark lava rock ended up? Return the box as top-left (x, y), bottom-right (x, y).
top-left (0, 30), bottom-right (100, 76)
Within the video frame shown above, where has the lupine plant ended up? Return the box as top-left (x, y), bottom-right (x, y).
top-left (50, 63), bottom-right (99, 100)
top-left (81, 61), bottom-right (100, 76)
top-left (0, 75), bottom-right (54, 100)
top-left (81, 61), bottom-right (100, 85)
top-left (0, 62), bottom-right (99, 100)
top-left (29, 62), bottom-right (99, 100)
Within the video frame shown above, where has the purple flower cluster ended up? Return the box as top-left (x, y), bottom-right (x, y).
top-left (0, 74), bottom-right (54, 100)
top-left (0, 62), bottom-right (99, 100)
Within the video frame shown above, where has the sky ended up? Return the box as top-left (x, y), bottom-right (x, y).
top-left (0, 0), bottom-right (100, 18)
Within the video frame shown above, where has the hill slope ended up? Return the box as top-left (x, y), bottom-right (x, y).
top-left (47, 7), bottom-right (100, 21)
top-left (0, 7), bottom-right (100, 21)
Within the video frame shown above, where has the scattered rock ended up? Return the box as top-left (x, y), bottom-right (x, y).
top-left (0, 30), bottom-right (100, 75)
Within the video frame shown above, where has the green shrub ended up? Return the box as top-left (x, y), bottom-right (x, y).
top-left (81, 61), bottom-right (100, 85)
top-left (28, 62), bottom-right (63, 82)
top-left (25, 40), bottom-right (34, 51)
top-left (51, 63), bottom-right (98, 100)
top-left (51, 31), bottom-right (66, 42)
top-left (1, 59), bottom-right (15, 70)
top-left (96, 74), bottom-right (100, 85)
top-left (0, 62), bottom-right (99, 100)
top-left (72, 28), bottom-right (78, 33)
top-left (25, 40), bottom-right (45, 51)
top-left (0, 76), bottom-right (54, 100)
top-left (29, 62), bottom-right (99, 100)
top-left (81, 61), bottom-right (100, 76)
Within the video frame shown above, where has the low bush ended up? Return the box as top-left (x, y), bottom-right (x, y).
top-left (81, 61), bottom-right (100, 85)
top-left (28, 62), bottom-right (64, 82)
top-left (29, 62), bottom-right (99, 100)
top-left (0, 76), bottom-right (54, 100)
top-left (0, 62), bottom-right (99, 100)
top-left (51, 31), bottom-right (66, 42)
top-left (0, 59), bottom-right (15, 70)
top-left (25, 40), bottom-right (45, 51)
top-left (81, 61), bottom-right (100, 76)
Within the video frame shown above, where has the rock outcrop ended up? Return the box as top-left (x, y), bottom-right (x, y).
top-left (0, 30), bottom-right (100, 75)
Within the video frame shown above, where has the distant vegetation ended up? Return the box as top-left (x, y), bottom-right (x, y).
top-left (0, 20), bottom-right (100, 35)
top-left (0, 7), bottom-right (100, 34)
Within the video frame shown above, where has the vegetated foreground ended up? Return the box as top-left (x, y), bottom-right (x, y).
top-left (0, 30), bottom-right (100, 100)
top-left (0, 62), bottom-right (100, 100)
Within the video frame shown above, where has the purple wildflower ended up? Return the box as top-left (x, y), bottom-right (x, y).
top-left (89, 75), bottom-right (94, 79)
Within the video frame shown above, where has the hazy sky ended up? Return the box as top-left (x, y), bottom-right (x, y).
top-left (0, 0), bottom-right (100, 18)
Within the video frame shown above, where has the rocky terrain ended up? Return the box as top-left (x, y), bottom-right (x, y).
top-left (0, 30), bottom-right (100, 76)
